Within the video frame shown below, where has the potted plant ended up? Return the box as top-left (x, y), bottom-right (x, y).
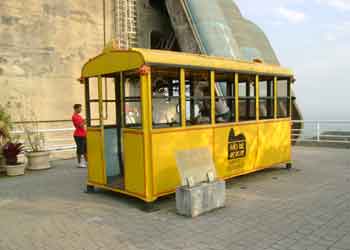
top-left (3, 141), bottom-right (26, 176)
top-left (0, 103), bottom-right (13, 173)
top-left (23, 122), bottom-right (51, 170)
top-left (0, 127), bottom-right (7, 173)
top-left (10, 97), bottom-right (51, 171)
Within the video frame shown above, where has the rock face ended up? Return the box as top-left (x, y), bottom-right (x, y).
top-left (0, 1), bottom-right (104, 121)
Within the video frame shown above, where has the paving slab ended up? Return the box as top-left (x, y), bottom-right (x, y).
top-left (0, 146), bottom-right (350, 250)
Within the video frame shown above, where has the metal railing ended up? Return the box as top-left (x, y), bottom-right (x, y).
top-left (9, 120), bottom-right (350, 154)
top-left (11, 127), bottom-right (76, 152)
top-left (292, 120), bottom-right (350, 145)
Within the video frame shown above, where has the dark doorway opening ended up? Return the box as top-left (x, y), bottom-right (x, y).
top-left (149, 0), bottom-right (166, 11)
top-left (151, 31), bottom-right (180, 51)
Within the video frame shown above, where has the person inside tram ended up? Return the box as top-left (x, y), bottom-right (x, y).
top-left (216, 99), bottom-right (231, 122)
top-left (192, 82), bottom-right (211, 124)
top-left (192, 82), bottom-right (231, 124)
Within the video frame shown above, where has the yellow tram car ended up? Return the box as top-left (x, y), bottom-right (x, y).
top-left (81, 48), bottom-right (293, 202)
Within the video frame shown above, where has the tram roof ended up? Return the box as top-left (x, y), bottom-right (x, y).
top-left (81, 48), bottom-right (293, 78)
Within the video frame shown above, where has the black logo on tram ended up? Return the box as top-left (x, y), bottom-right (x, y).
top-left (228, 128), bottom-right (246, 160)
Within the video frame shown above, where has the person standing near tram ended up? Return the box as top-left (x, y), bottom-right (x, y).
top-left (72, 104), bottom-right (87, 168)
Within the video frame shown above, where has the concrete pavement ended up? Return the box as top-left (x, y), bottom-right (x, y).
top-left (0, 147), bottom-right (350, 250)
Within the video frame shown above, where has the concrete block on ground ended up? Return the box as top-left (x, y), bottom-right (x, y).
top-left (176, 180), bottom-right (225, 217)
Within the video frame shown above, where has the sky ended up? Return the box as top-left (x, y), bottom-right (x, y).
top-left (235, 0), bottom-right (350, 120)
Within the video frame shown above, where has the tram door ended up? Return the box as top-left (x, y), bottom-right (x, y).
top-left (103, 76), bottom-right (124, 189)
top-left (86, 76), bottom-right (124, 188)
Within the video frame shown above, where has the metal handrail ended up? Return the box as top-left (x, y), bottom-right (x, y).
top-left (10, 127), bottom-right (76, 153)
top-left (12, 128), bottom-right (74, 134)
top-left (293, 120), bottom-right (350, 123)
top-left (292, 120), bottom-right (350, 144)
top-left (8, 120), bottom-right (350, 154)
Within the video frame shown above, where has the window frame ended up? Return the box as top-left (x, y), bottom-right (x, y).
top-left (214, 71), bottom-right (236, 124)
top-left (238, 74), bottom-right (257, 122)
top-left (276, 77), bottom-right (291, 119)
top-left (258, 75), bottom-right (275, 120)
top-left (141, 64), bottom-right (294, 130)
top-left (150, 67), bottom-right (182, 129)
top-left (122, 70), bottom-right (143, 129)
top-left (85, 76), bottom-right (119, 128)
top-left (184, 69), bottom-right (212, 126)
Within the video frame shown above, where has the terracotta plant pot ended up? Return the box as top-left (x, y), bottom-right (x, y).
top-left (6, 163), bottom-right (26, 176)
top-left (26, 151), bottom-right (51, 170)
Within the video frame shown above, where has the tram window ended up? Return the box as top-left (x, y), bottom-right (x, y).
top-left (89, 102), bottom-right (100, 127)
top-left (277, 77), bottom-right (291, 118)
top-left (86, 77), bottom-right (100, 127)
top-left (185, 70), bottom-right (211, 125)
top-left (238, 75), bottom-right (256, 121)
top-left (151, 67), bottom-right (181, 128)
top-left (88, 77), bottom-right (99, 101)
top-left (215, 72), bottom-right (235, 123)
top-left (123, 71), bottom-right (142, 128)
top-left (259, 76), bottom-right (274, 120)
top-left (101, 77), bottom-right (117, 126)
top-left (87, 77), bottom-right (119, 127)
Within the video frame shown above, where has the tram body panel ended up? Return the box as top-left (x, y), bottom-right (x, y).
top-left (123, 131), bottom-right (146, 197)
top-left (214, 123), bottom-right (258, 179)
top-left (87, 128), bottom-right (106, 185)
top-left (151, 128), bottom-right (213, 195)
top-left (256, 120), bottom-right (291, 169)
top-left (150, 120), bottom-right (291, 198)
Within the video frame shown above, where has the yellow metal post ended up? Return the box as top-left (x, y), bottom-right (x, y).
top-left (274, 76), bottom-right (277, 119)
top-left (83, 78), bottom-right (89, 125)
top-left (98, 76), bottom-right (104, 127)
top-left (97, 76), bottom-right (106, 184)
top-left (235, 73), bottom-right (239, 122)
top-left (211, 71), bottom-right (215, 125)
top-left (141, 72), bottom-right (153, 201)
top-left (289, 78), bottom-right (292, 117)
top-left (255, 75), bottom-right (259, 121)
top-left (180, 68), bottom-right (186, 127)
top-left (120, 72), bottom-right (124, 127)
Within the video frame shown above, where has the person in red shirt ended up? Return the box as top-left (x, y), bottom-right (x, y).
top-left (72, 104), bottom-right (87, 168)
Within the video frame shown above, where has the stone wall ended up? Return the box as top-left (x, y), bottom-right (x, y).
top-left (0, 0), bottom-right (105, 121)
top-left (0, 0), bottom-right (174, 122)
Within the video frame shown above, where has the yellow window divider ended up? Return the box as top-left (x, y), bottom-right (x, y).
top-left (256, 75), bottom-right (259, 121)
top-left (274, 76), bottom-right (277, 119)
top-left (211, 71), bottom-right (215, 125)
top-left (180, 68), bottom-right (186, 127)
top-left (289, 78), bottom-right (292, 117)
top-left (98, 76), bottom-right (104, 127)
top-left (235, 73), bottom-right (239, 123)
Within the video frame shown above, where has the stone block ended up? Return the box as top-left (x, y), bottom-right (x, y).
top-left (175, 147), bottom-right (217, 186)
top-left (176, 180), bottom-right (225, 217)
